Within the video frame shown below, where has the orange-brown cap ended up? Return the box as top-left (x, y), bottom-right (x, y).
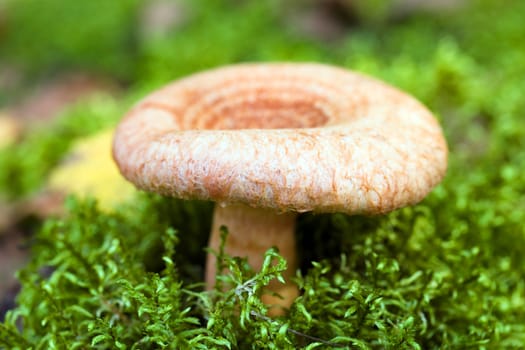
top-left (113, 63), bottom-right (447, 215)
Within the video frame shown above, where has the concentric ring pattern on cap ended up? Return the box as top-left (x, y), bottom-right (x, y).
top-left (113, 63), bottom-right (448, 214)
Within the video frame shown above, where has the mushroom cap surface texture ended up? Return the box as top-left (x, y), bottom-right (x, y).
top-left (113, 63), bottom-right (448, 214)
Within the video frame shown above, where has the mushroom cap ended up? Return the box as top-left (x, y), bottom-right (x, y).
top-left (113, 63), bottom-right (448, 214)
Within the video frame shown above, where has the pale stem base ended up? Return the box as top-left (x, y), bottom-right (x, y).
top-left (206, 203), bottom-right (299, 315)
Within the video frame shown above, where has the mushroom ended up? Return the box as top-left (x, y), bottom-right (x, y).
top-left (112, 63), bottom-right (448, 314)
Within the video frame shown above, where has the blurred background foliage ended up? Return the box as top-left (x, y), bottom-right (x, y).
top-left (0, 0), bottom-right (524, 348)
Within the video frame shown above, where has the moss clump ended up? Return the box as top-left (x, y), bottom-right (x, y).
top-left (1, 0), bottom-right (140, 83)
top-left (1, 194), bottom-right (524, 349)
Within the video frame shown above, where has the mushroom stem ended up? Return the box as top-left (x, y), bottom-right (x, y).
top-left (206, 203), bottom-right (299, 314)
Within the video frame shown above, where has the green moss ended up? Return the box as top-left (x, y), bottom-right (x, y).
top-left (2, 193), bottom-right (523, 348)
top-left (0, 95), bottom-right (126, 199)
top-left (135, 0), bottom-right (327, 86)
top-left (1, 0), bottom-right (525, 348)
top-left (2, 0), bottom-right (140, 81)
